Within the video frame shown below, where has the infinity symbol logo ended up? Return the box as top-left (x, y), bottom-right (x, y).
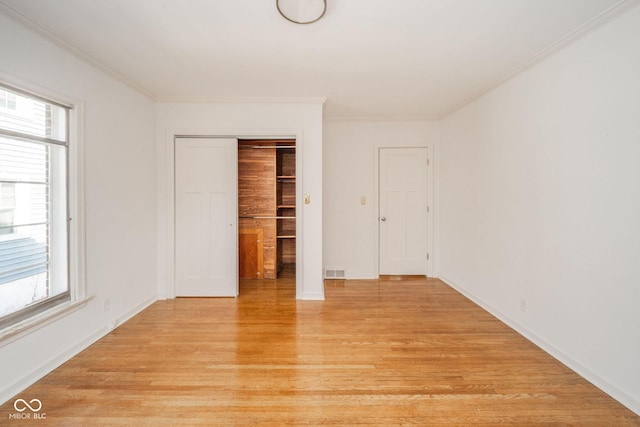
top-left (13, 398), bottom-right (42, 412)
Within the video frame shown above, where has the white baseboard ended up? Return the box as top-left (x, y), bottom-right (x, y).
top-left (0, 327), bottom-right (104, 406)
top-left (438, 274), bottom-right (640, 416)
top-left (107, 296), bottom-right (157, 332)
top-left (300, 292), bottom-right (325, 301)
top-left (0, 295), bottom-right (157, 406)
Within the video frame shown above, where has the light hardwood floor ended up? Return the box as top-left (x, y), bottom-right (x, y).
top-left (2, 276), bottom-right (639, 425)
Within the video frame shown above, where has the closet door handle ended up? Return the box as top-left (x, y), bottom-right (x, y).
top-left (380, 217), bottom-right (386, 222)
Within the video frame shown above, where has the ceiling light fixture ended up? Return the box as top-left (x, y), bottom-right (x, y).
top-left (276, 0), bottom-right (327, 25)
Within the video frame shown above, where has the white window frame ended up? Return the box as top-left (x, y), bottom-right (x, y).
top-left (0, 79), bottom-right (87, 345)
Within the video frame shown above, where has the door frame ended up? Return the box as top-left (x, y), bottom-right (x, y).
top-left (374, 145), bottom-right (434, 277)
top-left (166, 130), bottom-right (304, 299)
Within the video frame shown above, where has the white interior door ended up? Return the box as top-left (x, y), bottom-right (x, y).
top-left (175, 138), bottom-right (238, 296)
top-left (379, 147), bottom-right (429, 275)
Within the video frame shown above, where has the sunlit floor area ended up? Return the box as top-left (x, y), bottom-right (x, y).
top-left (2, 276), bottom-right (638, 425)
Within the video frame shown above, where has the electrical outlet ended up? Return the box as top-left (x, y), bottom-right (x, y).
top-left (102, 299), bottom-right (110, 312)
top-left (520, 299), bottom-right (527, 313)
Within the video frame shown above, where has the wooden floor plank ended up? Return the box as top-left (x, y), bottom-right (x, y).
top-left (1, 276), bottom-right (638, 425)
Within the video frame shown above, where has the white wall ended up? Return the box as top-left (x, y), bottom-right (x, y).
top-left (0, 15), bottom-right (157, 404)
top-left (323, 120), bottom-right (439, 279)
top-left (440, 6), bottom-right (640, 414)
top-left (155, 100), bottom-right (325, 300)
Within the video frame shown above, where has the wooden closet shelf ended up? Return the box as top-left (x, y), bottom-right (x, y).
top-left (241, 216), bottom-right (295, 219)
top-left (239, 139), bottom-right (296, 279)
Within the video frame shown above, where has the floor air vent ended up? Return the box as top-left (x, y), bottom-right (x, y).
top-left (324, 269), bottom-right (346, 279)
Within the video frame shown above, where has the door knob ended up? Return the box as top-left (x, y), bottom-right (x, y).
top-left (380, 217), bottom-right (386, 221)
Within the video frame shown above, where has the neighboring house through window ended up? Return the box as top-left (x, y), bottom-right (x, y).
top-left (0, 84), bottom-right (71, 329)
top-left (0, 89), bottom-right (17, 111)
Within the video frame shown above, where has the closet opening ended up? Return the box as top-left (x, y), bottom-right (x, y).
top-left (238, 139), bottom-right (296, 283)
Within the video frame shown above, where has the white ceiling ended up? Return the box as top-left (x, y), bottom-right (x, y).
top-left (0, 0), bottom-right (634, 119)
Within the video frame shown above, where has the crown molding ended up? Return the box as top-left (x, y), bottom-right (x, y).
top-left (323, 114), bottom-right (437, 123)
top-left (439, 0), bottom-right (640, 119)
top-left (0, 1), bottom-right (157, 101)
top-left (156, 96), bottom-right (327, 105)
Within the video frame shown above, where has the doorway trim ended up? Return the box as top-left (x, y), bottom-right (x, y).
top-left (373, 145), bottom-right (434, 277)
top-left (164, 129), bottom-right (305, 299)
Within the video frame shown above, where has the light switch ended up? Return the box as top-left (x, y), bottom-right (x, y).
top-left (304, 193), bottom-right (311, 204)
top-left (360, 196), bottom-right (366, 205)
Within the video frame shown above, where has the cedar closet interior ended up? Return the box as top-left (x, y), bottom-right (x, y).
top-left (238, 139), bottom-right (296, 280)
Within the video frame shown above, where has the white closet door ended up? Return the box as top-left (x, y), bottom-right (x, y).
top-left (175, 138), bottom-right (238, 296)
top-left (379, 147), bottom-right (428, 275)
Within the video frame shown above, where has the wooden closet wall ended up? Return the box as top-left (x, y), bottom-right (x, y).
top-left (238, 139), bottom-right (296, 279)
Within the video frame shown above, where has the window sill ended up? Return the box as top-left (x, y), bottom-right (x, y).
top-left (0, 296), bottom-right (93, 347)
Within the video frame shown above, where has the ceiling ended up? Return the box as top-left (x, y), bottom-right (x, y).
top-left (0, 0), bottom-right (634, 119)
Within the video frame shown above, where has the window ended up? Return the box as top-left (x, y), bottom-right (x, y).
top-left (0, 83), bottom-right (71, 330)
